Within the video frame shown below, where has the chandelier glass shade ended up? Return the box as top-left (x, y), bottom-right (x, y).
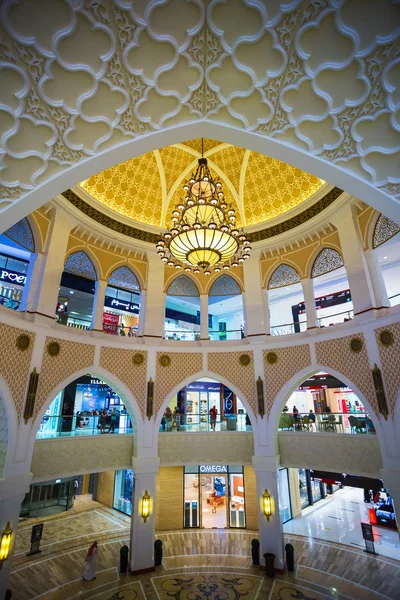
top-left (157, 156), bottom-right (251, 273)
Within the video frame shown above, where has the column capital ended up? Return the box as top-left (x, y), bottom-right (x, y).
top-left (330, 201), bottom-right (359, 230)
top-left (252, 454), bottom-right (280, 473)
top-left (132, 456), bottom-right (160, 474)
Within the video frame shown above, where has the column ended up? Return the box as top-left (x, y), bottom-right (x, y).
top-left (242, 251), bottom-right (267, 338)
top-left (364, 249), bottom-right (390, 307)
top-left (263, 289), bottom-right (271, 335)
top-left (252, 455), bottom-right (285, 568)
top-left (143, 254), bottom-right (165, 339)
top-left (200, 294), bottom-right (209, 339)
top-left (138, 290), bottom-right (146, 336)
top-left (30, 210), bottom-right (73, 320)
top-left (0, 473), bottom-right (32, 599)
top-left (301, 278), bottom-right (318, 328)
top-left (332, 203), bottom-right (380, 315)
top-left (18, 252), bottom-right (44, 312)
top-left (90, 279), bottom-right (108, 331)
top-left (380, 469), bottom-right (400, 534)
top-left (130, 456), bottom-right (160, 573)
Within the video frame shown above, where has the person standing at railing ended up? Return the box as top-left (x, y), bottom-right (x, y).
top-left (173, 406), bottom-right (181, 431)
top-left (99, 408), bottom-right (107, 434)
top-left (308, 410), bottom-right (316, 432)
top-left (164, 407), bottom-right (173, 431)
top-left (108, 408), bottom-right (118, 433)
top-left (209, 405), bottom-right (218, 431)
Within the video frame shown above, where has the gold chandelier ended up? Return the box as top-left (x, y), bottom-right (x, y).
top-left (157, 145), bottom-right (251, 275)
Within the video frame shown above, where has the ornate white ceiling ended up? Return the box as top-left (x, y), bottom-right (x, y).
top-left (0, 0), bottom-right (399, 232)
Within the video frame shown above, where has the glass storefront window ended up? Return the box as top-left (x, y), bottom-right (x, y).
top-left (229, 472), bottom-right (246, 528)
top-left (279, 468), bottom-right (292, 523)
top-left (298, 468), bottom-right (309, 509)
top-left (113, 469), bottom-right (134, 515)
top-left (311, 478), bottom-right (322, 503)
top-left (184, 473), bottom-right (200, 527)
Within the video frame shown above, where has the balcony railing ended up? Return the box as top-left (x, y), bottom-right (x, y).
top-left (209, 329), bottom-right (243, 341)
top-left (270, 321), bottom-right (307, 336)
top-left (36, 414), bottom-right (133, 439)
top-left (318, 309), bottom-right (354, 327)
top-left (160, 413), bottom-right (252, 433)
top-left (165, 329), bottom-right (200, 341)
top-left (278, 411), bottom-right (376, 435)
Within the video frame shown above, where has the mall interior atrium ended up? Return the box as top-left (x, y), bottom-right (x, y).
top-left (0, 1), bottom-right (400, 599)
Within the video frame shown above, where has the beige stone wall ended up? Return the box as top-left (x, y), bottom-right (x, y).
top-left (96, 471), bottom-right (115, 508)
top-left (244, 466), bottom-right (258, 531)
top-left (156, 466), bottom-right (184, 531)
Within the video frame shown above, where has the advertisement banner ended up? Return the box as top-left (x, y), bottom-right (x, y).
top-left (103, 312), bottom-right (119, 335)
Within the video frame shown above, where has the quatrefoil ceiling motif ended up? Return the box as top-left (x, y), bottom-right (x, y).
top-left (0, 0), bottom-right (399, 230)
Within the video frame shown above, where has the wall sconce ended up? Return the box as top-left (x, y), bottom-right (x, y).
top-left (142, 491), bottom-right (150, 522)
top-left (0, 522), bottom-right (12, 568)
top-left (263, 490), bottom-right (272, 521)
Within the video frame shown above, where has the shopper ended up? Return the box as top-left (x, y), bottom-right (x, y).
top-left (82, 541), bottom-right (98, 581)
top-left (164, 407), bottom-right (173, 431)
top-left (308, 409), bottom-right (316, 431)
top-left (108, 408), bottom-right (118, 433)
top-left (173, 406), bottom-right (181, 431)
top-left (209, 405), bottom-right (218, 431)
top-left (99, 409), bottom-right (107, 434)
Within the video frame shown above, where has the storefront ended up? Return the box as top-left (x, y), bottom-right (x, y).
top-left (0, 252), bottom-right (29, 309)
top-left (297, 468), bottom-right (328, 510)
top-left (20, 477), bottom-right (75, 518)
top-left (278, 468), bottom-right (292, 523)
top-left (113, 469), bottom-right (134, 515)
top-left (103, 285), bottom-right (140, 335)
top-left (184, 465), bottom-right (246, 529)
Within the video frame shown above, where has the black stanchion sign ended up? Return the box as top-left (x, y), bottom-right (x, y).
top-left (361, 522), bottom-right (377, 555)
top-left (27, 523), bottom-right (44, 556)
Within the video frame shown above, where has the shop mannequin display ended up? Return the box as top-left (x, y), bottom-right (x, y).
top-left (82, 541), bottom-right (98, 581)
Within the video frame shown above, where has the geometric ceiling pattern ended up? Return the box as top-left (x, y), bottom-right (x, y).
top-left (80, 139), bottom-right (323, 228)
top-left (0, 0), bottom-right (399, 229)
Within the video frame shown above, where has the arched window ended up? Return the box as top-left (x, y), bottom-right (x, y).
top-left (268, 264), bottom-right (300, 289)
top-left (58, 252), bottom-right (97, 329)
top-left (311, 248), bottom-right (343, 278)
top-left (208, 275), bottom-right (244, 340)
top-left (105, 266), bottom-right (142, 336)
top-left (373, 214), bottom-right (400, 249)
top-left (64, 251), bottom-right (97, 280)
top-left (165, 276), bottom-right (200, 341)
top-left (4, 217), bottom-right (35, 252)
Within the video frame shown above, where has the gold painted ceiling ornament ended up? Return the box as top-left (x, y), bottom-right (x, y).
top-left (157, 139), bottom-right (251, 274)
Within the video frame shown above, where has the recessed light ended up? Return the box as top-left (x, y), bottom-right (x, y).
top-left (384, 256), bottom-right (387, 260)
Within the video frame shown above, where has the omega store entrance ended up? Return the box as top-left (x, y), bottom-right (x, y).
top-left (184, 465), bottom-right (246, 529)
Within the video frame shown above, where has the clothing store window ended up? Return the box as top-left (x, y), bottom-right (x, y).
top-left (298, 468), bottom-right (309, 509)
top-left (113, 469), bottom-right (134, 515)
top-left (279, 468), bottom-right (292, 523)
top-left (311, 477), bottom-right (322, 503)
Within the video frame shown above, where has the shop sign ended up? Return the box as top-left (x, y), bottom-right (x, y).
top-left (187, 382), bottom-right (220, 392)
top-left (0, 268), bottom-right (26, 286)
top-left (103, 311), bottom-right (119, 334)
top-left (200, 465), bottom-right (227, 473)
top-left (104, 295), bottom-right (139, 314)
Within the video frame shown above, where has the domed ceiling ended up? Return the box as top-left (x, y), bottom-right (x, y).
top-left (79, 139), bottom-right (324, 229)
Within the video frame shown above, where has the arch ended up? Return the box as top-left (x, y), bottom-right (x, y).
top-left (108, 265), bottom-right (141, 292)
top-left (208, 274), bottom-right (242, 296)
top-left (3, 217), bottom-right (35, 253)
top-left (0, 376), bottom-right (18, 479)
top-left (64, 250), bottom-right (98, 280)
top-left (2, 122), bottom-right (398, 236)
top-left (311, 247), bottom-right (344, 278)
top-left (166, 274), bottom-right (200, 297)
top-left (154, 371), bottom-right (257, 433)
top-left (372, 213), bottom-right (400, 249)
top-left (268, 263), bottom-right (301, 290)
top-left (269, 365), bottom-right (383, 446)
top-left (29, 367), bottom-right (143, 460)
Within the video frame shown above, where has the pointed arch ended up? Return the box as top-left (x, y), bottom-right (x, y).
top-left (268, 263), bottom-right (301, 290)
top-left (311, 247), bottom-right (344, 278)
top-left (372, 213), bottom-right (400, 249)
top-left (166, 274), bottom-right (200, 297)
top-left (108, 265), bottom-right (141, 292)
top-left (64, 250), bottom-right (98, 280)
top-left (208, 274), bottom-right (242, 296)
top-left (3, 217), bottom-right (35, 253)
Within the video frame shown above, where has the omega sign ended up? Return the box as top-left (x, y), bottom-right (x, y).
top-left (0, 269), bottom-right (27, 286)
top-left (200, 465), bottom-right (227, 473)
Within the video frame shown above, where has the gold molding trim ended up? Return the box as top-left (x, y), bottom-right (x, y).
top-left (16, 334), bottom-right (31, 351)
top-left (379, 330), bottom-right (394, 347)
top-left (47, 341), bottom-right (61, 357)
top-left (349, 337), bottom-right (363, 353)
top-left (62, 187), bottom-right (343, 245)
top-left (159, 354), bottom-right (171, 367)
top-left (133, 352), bottom-right (145, 365)
top-left (266, 351), bottom-right (278, 365)
top-left (239, 354), bottom-right (251, 366)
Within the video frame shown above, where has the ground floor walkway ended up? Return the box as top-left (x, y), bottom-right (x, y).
top-left (8, 496), bottom-right (400, 599)
top-left (283, 486), bottom-right (400, 561)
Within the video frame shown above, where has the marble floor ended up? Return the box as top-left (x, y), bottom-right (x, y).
top-left (8, 497), bottom-right (400, 600)
top-left (283, 486), bottom-right (400, 561)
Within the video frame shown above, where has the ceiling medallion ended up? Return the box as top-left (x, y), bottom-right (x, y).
top-left (349, 337), bottom-right (363, 353)
top-left (159, 354), bottom-right (171, 367)
top-left (156, 139), bottom-right (251, 275)
top-left (266, 351), bottom-right (278, 365)
top-left (379, 330), bottom-right (394, 347)
top-left (239, 354), bottom-right (251, 366)
top-left (16, 334), bottom-right (31, 351)
top-left (47, 341), bottom-right (61, 357)
top-left (132, 353), bottom-right (145, 366)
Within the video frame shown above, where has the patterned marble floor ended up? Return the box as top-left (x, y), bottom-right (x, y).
top-left (8, 499), bottom-right (400, 600)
